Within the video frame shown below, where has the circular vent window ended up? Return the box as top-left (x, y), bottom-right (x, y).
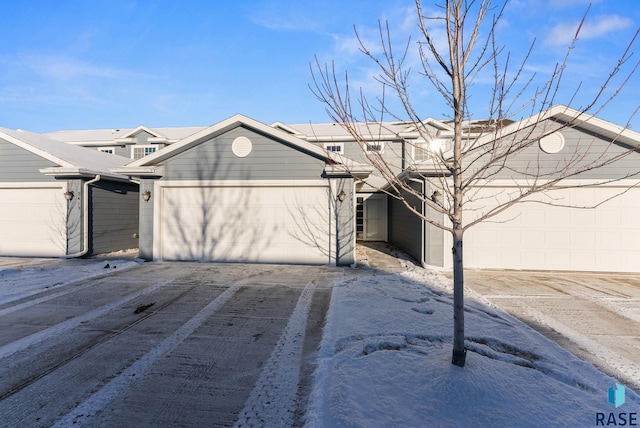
top-left (232, 136), bottom-right (253, 158)
top-left (539, 132), bottom-right (565, 154)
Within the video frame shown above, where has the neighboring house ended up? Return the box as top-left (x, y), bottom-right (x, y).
top-left (0, 128), bottom-right (139, 257)
top-left (46, 126), bottom-right (204, 160)
top-left (386, 106), bottom-right (640, 273)
top-left (113, 114), bottom-right (370, 266)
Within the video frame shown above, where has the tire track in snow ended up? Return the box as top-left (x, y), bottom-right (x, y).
top-left (52, 284), bottom-right (241, 427)
top-left (234, 280), bottom-right (317, 428)
top-left (0, 275), bottom-right (177, 360)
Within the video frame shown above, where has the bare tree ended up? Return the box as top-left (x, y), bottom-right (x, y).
top-left (311, 0), bottom-right (640, 366)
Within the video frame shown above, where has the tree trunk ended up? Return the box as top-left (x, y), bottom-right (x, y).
top-left (451, 226), bottom-right (466, 367)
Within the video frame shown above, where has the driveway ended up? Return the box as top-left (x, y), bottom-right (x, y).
top-left (0, 261), bottom-right (339, 427)
top-left (464, 269), bottom-right (640, 392)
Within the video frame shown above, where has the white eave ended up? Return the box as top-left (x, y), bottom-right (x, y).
top-left (39, 167), bottom-right (131, 182)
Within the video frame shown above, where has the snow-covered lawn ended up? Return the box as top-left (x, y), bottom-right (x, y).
top-left (306, 254), bottom-right (640, 427)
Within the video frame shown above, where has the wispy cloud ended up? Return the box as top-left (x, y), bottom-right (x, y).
top-left (544, 14), bottom-right (633, 46)
top-left (15, 53), bottom-right (138, 81)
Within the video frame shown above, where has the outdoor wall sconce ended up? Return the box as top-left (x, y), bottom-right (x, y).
top-left (431, 190), bottom-right (442, 204)
top-left (142, 190), bottom-right (152, 202)
top-left (337, 190), bottom-right (346, 202)
top-left (64, 190), bottom-right (74, 201)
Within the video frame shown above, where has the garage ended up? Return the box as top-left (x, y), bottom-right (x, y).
top-left (458, 184), bottom-right (640, 272)
top-left (158, 183), bottom-right (330, 263)
top-left (0, 184), bottom-right (66, 256)
top-left (118, 114), bottom-right (367, 266)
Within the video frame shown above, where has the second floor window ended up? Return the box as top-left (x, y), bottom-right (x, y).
top-left (132, 145), bottom-right (157, 160)
top-left (323, 143), bottom-right (344, 154)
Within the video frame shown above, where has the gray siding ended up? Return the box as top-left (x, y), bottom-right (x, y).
top-left (138, 179), bottom-right (155, 260)
top-left (425, 202), bottom-right (444, 267)
top-left (333, 139), bottom-right (404, 177)
top-left (481, 120), bottom-right (640, 180)
top-left (162, 127), bottom-right (326, 181)
top-left (388, 182), bottom-right (424, 263)
top-left (333, 177), bottom-right (355, 266)
top-left (0, 139), bottom-right (58, 182)
top-left (66, 179), bottom-right (84, 254)
top-left (89, 181), bottom-right (139, 255)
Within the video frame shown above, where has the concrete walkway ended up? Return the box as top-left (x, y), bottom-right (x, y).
top-left (465, 269), bottom-right (640, 393)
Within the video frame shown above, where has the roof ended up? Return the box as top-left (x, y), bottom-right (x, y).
top-left (114, 114), bottom-right (372, 177)
top-left (478, 104), bottom-right (640, 148)
top-left (45, 126), bottom-right (206, 145)
top-left (0, 127), bottom-right (131, 179)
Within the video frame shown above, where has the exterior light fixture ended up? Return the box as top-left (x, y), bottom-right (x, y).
top-left (64, 190), bottom-right (74, 201)
top-left (142, 190), bottom-right (151, 202)
top-left (337, 190), bottom-right (346, 202)
top-left (431, 190), bottom-right (442, 204)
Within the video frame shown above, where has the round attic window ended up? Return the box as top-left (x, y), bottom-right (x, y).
top-left (539, 132), bottom-right (565, 154)
top-left (232, 136), bottom-right (252, 158)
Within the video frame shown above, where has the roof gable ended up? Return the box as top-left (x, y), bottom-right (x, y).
top-left (0, 127), bottom-right (131, 178)
top-left (125, 114), bottom-right (343, 167)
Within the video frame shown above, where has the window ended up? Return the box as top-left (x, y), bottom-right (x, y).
top-left (98, 147), bottom-right (115, 154)
top-left (413, 142), bottom-right (429, 161)
top-left (364, 142), bottom-right (384, 153)
top-left (132, 145), bottom-right (157, 160)
top-left (323, 143), bottom-right (344, 154)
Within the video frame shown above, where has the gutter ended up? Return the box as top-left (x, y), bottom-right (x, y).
top-left (64, 174), bottom-right (101, 258)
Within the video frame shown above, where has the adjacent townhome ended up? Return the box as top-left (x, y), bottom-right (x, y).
top-left (0, 128), bottom-right (139, 257)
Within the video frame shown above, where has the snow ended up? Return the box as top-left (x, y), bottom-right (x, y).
top-left (1, 250), bottom-right (638, 426)
top-left (0, 252), bottom-right (140, 307)
top-left (305, 250), bottom-right (640, 427)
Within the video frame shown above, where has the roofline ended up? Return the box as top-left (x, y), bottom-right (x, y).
top-left (0, 130), bottom-right (71, 168)
top-left (126, 114), bottom-right (349, 167)
top-left (39, 167), bottom-right (132, 182)
top-left (478, 104), bottom-right (640, 146)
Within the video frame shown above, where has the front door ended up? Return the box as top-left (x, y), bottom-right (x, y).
top-left (356, 194), bottom-right (387, 241)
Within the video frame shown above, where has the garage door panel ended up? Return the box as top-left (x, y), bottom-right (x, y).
top-left (160, 186), bottom-right (330, 263)
top-left (0, 187), bottom-right (66, 257)
top-left (463, 186), bottom-right (640, 272)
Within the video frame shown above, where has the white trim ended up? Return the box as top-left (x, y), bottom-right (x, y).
top-left (466, 179), bottom-right (640, 188)
top-left (157, 179), bottom-right (330, 188)
top-left (0, 130), bottom-right (73, 168)
top-left (0, 182), bottom-right (64, 189)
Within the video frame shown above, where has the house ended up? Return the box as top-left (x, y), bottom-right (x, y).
top-left (0, 128), bottom-right (139, 257)
top-left (113, 114), bottom-right (371, 265)
top-left (12, 105), bottom-right (639, 273)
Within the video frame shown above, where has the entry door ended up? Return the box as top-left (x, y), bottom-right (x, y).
top-left (358, 194), bottom-right (387, 241)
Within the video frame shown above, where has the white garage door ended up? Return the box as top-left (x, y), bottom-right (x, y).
top-left (0, 185), bottom-right (66, 257)
top-left (159, 184), bottom-right (331, 264)
top-left (460, 185), bottom-right (640, 272)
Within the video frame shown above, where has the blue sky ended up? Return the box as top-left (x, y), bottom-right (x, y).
top-left (0, 0), bottom-right (638, 132)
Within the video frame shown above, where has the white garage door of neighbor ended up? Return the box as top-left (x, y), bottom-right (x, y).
top-left (462, 186), bottom-right (640, 272)
top-left (160, 185), bottom-right (331, 263)
top-left (0, 186), bottom-right (67, 257)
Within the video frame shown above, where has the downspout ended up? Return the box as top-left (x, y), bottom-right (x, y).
top-left (65, 175), bottom-right (101, 258)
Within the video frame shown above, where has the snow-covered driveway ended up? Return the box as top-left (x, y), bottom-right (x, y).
top-left (0, 261), bottom-right (337, 427)
top-left (465, 270), bottom-right (640, 392)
